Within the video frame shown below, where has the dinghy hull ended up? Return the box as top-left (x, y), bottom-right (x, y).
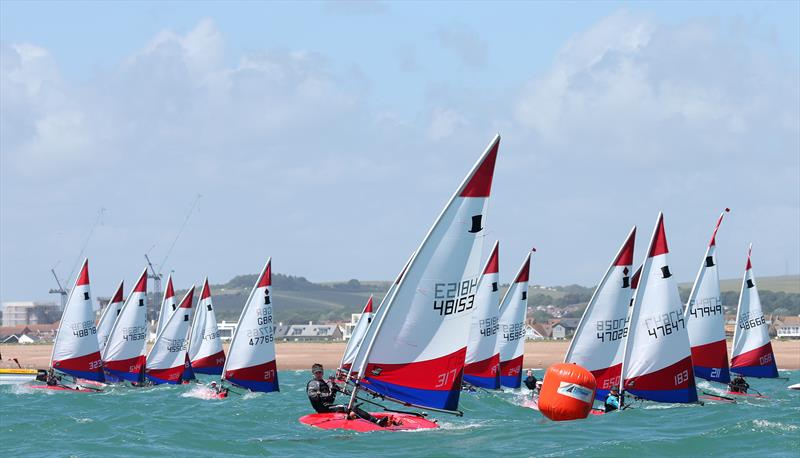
top-left (299, 412), bottom-right (439, 432)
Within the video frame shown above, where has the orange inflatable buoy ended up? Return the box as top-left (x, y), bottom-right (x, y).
top-left (537, 363), bottom-right (597, 421)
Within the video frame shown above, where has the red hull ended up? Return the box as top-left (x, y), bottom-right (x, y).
top-left (299, 412), bottom-right (439, 432)
top-left (724, 391), bottom-right (766, 399)
top-left (28, 384), bottom-right (94, 392)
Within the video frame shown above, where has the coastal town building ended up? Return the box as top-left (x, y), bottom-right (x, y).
top-left (550, 318), bottom-right (580, 340)
top-left (773, 316), bottom-right (800, 339)
top-left (1, 302), bottom-right (61, 327)
top-left (284, 322), bottom-right (344, 342)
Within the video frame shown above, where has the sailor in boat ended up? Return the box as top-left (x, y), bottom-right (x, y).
top-left (306, 363), bottom-right (390, 427)
top-left (523, 369), bottom-right (538, 391)
top-left (209, 381), bottom-right (228, 397)
top-left (728, 375), bottom-right (750, 394)
top-left (604, 386), bottom-right (621, 413)
top-left (45, 369), bottom-right (62, 387)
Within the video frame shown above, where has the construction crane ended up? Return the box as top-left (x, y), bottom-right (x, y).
top-left (48, 208), bottom-right (106, 311)
top-left (144, 194), bottom-right (201, 321)
top-left (48, 267), bottom-right (67, 311)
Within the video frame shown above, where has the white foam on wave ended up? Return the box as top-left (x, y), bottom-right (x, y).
top-left (181, 385), bottom-right (223, 400)
top-left (753, 419), bottom-right (799, 432)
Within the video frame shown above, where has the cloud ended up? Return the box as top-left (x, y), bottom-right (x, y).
top-left (324, 0), bottom-right (387, 15)
top-left (437, 24), bottom-right (488, 68)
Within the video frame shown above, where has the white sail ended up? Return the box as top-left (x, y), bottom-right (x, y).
top-left (730, 245), bottom-right (778, 378)
top-left (188, 278), bottom-right (225, 374)
top-left (685, 209), bottom-right (731, 383)
top-left (222, 259), bottom-right (279, 392)
top-left (497, 250), bottom-right (532, 389)
top-left (146, 286), bottom-right (195, 384)
top-left (463, 240), bottom-right (501, 389)
top-left (50, 259), bottom-right (104, 382)
top-left (620, 213), bottom-right (697, 403)
top-left (565, 227), bottom-right (635, 398)
top-left (350, 135), bottom-right (500, 412)
top-left (156, 274), bottom-right (176, 336)
top-left (340, 296), bottom-right (374, 373)
top-left (96, 280), bottom-right (124, 353)
top-left (102, 268), bottom-right (149, 383)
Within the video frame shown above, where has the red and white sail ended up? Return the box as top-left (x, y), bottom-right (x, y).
top-left (565, 227), bottom-right (636, 398)
top-left (102, 268), bottom-right (149, 383)
top-left (621, 213), bottom-right (697, 403)
top-left (50, 259), bottom-right (104, 382)
top-left (96, 280), bottom-right (124, 353)
top-left (347, 252), bottom-right (413, 380)
top-left (223, 259), bottom-right (279, 392)
top-left (156, 274), bottom-right (176, 336)
top-left (730, 245), bottom-right (779, 378)
top-left (188, 278), bottom-right (226, 375)
top-left (351, 135), bottom-right (500, 412)
top-left (463, 241), bottom-right (501, 389)
top-left (497, 250), bottom-right (532, 389)
top-left (145, 286), bottom-right (194, 384)
top-left (685, 209), bottom-right (731, 384)
top-left (340, 296), bottom-right (374, 373)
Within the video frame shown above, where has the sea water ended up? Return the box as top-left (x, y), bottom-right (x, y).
top-left (1, 370), bottom-right (798, 457)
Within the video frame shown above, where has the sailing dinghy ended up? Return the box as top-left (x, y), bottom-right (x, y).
top-left (463, 241), bottom-right (501, 389)
top-left (497, 250), bottom-right (533, 389)
top-left (565, 227), bottom-right (636, 399)
top-left (145, 286), bottom-right (195, 384)
top-left (221, 259), bottom-right (279, 392)
top-left (102, 268), bottom-right (149, 384)
top-left (730, 245), bottom-right (779, 379)
top-left (685, 209), bottom-right (731, 384)
top-left (156, 275), bottom-right (176, 336)
top-left (339, 295), bottom-right (374, 376)
top-left (620, 213), bottom-right (698, 404)
top-left (34, 259), bottom-right (105, 390)
top-left (188, 278), bottom-right (226, 375)
top-left (96, 280), bottom-right (124, 353)
top-left (301, 135), bottom-right (500, 431)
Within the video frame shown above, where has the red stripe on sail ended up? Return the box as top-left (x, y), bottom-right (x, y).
top-left (201, 279), bottom-right (212, 299)
top-left (630, 266), bottom-right (642, 289)
top-left (363, 347), bottom-right (466, 391)
top-left (484, 241), bottom-right (500, 274)
top-left (514, 253), bottom-right (531, 283)
top-left (624, 356), bottom-right (695, 391)
top-left (648, 213), bottom-right (669, 257)
top-left (614, 228), bottom-right (636, 266)
top-left (500, 354), bottom-right (524, 378)
top-left (76, 259), bottom-right (90, 286)
top-left (53, 351), bottom-right (102, 373)
top-left (146, 365), bottom-right (185, 383)
top-left (708, 208), bottom-right (730, 247)
top-left (225, 360), bottom-right (278, 383)
top-left (690, 339), bottom-right (729, 369)
top-left (165, 276), bottom-right (174, 298)
top-left (133, 270), bottom-right (148, 293)
top-left (731, 342), bottom-right (776, 369)
top-left (464, 353), bottom-right (500, 379)
top-left (258, 261), bottom-right (272, 288)
top-left (111, 281), bottom-right (124, 303)
top-left (362, 296), bottom-right (373, 313)
top-left (104, 355), bottom-right (145, 376)
top-left (746, 245), bottom-right (753, 271)
top-left (179, 287), bottom-right (194, 308)
top-left (192, 350), bottom-right (226, 369)
top-left (591, 363), bottom-right (622, 392)
top-left (459, 136), bottom-right (499, 198)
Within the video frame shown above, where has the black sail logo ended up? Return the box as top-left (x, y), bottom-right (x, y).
top-left (469, 215), bottom-right (483, 233)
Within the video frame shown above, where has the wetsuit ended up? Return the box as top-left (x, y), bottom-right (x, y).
top-left (523, 375), bottom-right (538, 391)
top-left (604, 393), bottom-right (620, 412)
top-left (306, 378), bottom-right (386, 425)
top-left (728, 377), bottom-right (749, 393)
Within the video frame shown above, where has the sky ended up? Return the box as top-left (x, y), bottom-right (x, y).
top-left (1, 1), bottom-right (799, 302)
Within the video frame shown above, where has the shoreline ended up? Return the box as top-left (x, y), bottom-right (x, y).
top-left (1, 339), bottom-right (798, 371)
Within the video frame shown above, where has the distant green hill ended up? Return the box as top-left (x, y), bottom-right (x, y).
top-left (175, 273), bottom-right (799, 324)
